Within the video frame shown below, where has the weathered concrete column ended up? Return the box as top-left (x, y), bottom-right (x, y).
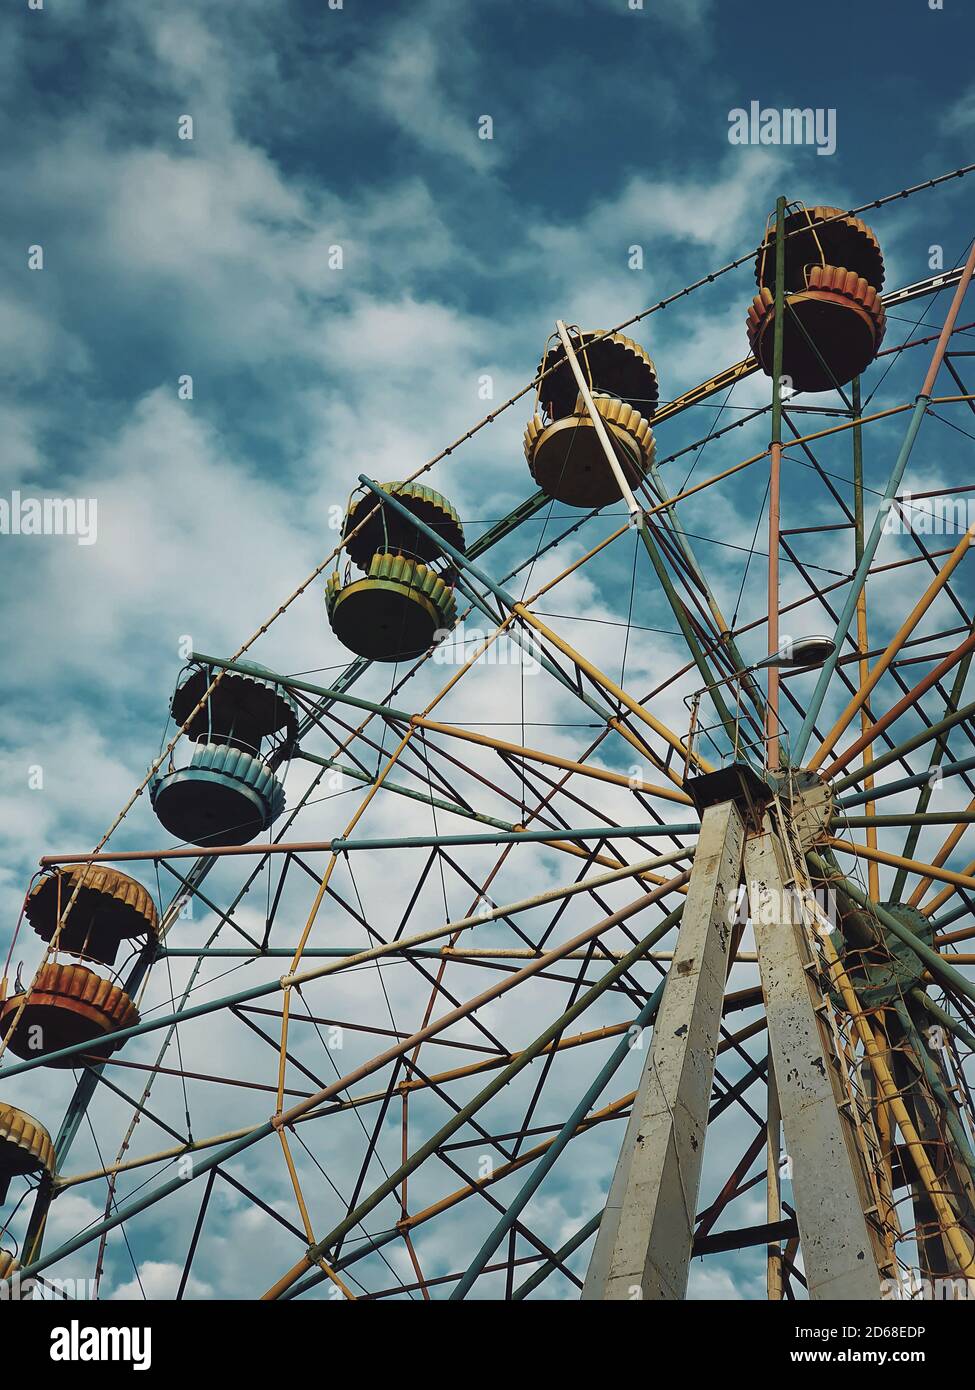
top-left (583, 798), bottom-right (745, 1300)
top-left (745, 820), bottom-right (886, 1299)
top-left (766, 1056), bottom-right (784, 1300)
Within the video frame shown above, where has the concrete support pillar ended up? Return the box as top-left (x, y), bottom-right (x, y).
top-left (583, 799), bottom-right (745, 1300)
top-left (744, 822), bottom-right (885, 1300)
top-left (767, 1057), bottom-right (784, 1300)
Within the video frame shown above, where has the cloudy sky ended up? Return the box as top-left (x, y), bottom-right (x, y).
top-left (2, 0), bottom-right (975, 1303)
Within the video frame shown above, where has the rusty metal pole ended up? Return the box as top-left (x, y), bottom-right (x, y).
top-left (793, 235), bottom-right (975, 765)
top-left (850, 375), bottom-right (880, 898)
top-left (767, 196), bottom-right (787, 770)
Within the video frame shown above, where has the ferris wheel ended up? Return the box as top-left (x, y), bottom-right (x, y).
top-left (4, 167), bottom-right (975, 1303)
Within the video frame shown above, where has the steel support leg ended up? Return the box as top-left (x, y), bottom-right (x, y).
top-left (583, 799), bottom-right (745, 1300)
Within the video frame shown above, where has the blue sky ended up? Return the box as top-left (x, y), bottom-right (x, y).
top-left (2, 0), bottom-right (975, 1301)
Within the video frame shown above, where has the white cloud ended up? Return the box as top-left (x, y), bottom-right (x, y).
top-left (108, 1259), bottom-right (214, 1300)
top-left (946, 86), bottom-right (975, 133)
top-left (335, 8), bottom-right (502, 172)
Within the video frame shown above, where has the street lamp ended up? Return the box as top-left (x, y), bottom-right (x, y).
top-left (684, 635), bottom-right (839, 779)
top-left (754, 634), bottom-right (837, 671)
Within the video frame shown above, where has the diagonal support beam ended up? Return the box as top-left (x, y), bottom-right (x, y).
top-left (555, 320), bottom-right (742, 751)
top-left (792, 234), bottom-right (975, 765)
top-left (582, 798), bottom-right (745, 1300)
top-left (358, 476), bottom-right (710, 774)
